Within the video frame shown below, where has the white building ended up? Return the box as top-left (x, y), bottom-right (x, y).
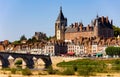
top-left (74, 45), bottom-right (84, 56)
top-left (45, 44), bottom-right (55, 56)
top-left (67, 43), bottom-right (85, 56)
top-left (91, 44), bottom-right (97, 54)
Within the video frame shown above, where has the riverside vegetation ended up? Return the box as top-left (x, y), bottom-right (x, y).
top-left (56, 59), bottom-right (120, 76)
top-left (1, 59), bottom-right (120, 76)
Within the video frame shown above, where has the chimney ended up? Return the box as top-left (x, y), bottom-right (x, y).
top-left (74, 22), bottom-right (78, 28)
top-left (106, 16), bottom-right (108, 23)
top-left (101, 16), bottom-right (104, 23)
top-left (87, 25), bottom-right (90, 31)
top-left (111, 20), bottom-right (113, 25)
top-left (79, 23), bottom-right (83, 31)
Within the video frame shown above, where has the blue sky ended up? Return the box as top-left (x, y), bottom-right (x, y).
top-left (0, 0), bottom-right (120, 42)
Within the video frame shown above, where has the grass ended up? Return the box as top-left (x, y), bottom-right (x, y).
top-left (57, 59), bottom-right (120, 76)
top-left (22, 68), bottom-right (32, 75)
top-left (11, 68), bottom-right (17, 74)
top-left (61, 67), bottom-right (75, 75)
top-left (15, 60), bottom-right (22, 65)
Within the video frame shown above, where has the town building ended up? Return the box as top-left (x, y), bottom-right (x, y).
top-left (67, 43), bottom-right (85, 56)
top-left (45, 42), bottom-right (55, 56)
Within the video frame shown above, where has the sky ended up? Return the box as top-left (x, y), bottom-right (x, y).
top-left (0, 0), bottom-right (120, 42)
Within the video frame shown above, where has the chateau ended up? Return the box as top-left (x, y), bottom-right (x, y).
top-left (55, 7), bottom-right (114, 42)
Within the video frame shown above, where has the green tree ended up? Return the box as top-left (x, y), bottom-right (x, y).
top-left (105, 46), bottom-right (114, 57)
top-left (12, 40), bottom-right (21, 45)
top-left (113, 26), bottom-right (120, 37)
top-left (105, 46), bottom-right (120, 57)
top-left (31, 37), bottom-right (37, 42)
top-left (20, 35), bottom-right (27, 41)
top-left (27, 38), bottom-right (32, 43)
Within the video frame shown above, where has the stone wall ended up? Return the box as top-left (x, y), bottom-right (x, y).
top-left (65, 31), bottom-right (94, 40)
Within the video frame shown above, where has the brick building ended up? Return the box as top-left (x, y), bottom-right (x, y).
top-left (55, 7), bottom-right (114, 41)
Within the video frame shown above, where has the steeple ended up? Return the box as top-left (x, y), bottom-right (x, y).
top-left (60, 6), bottom-right (62, 13)
top-left (95, 13), bottom-right (99, 26)
top-left (96, 13), bottom-right (99, 19)
top-left (56, 6), bottom-right (65, 21)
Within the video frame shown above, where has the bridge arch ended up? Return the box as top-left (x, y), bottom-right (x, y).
top-left (33, 57), bottom-right (45, 69)
top-left (13, 58), bottom-right (27, 68)
top-left (13, 56), bottom-right (34, 68)
top-left (0, 52), bottom-right (52, 69)
top-left (38, 57), bottom-right (52, 68)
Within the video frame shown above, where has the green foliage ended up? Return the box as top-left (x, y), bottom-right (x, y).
top-left (2, 68), bottom-right (11, 71)
top-left (77, 66), bottom-right (95, 76)
top-left (57, 59), bottom-right (102, 67)
top-left (20, 35), bottom-right (27, 41)
top-left (31, 37), bottom-right (37, 42)
top-left (61, 67), bottom-right (75, 75)
top-left (113, 25), bottom-right (120, 37)
top-left (57, 59), bottom-right (120, 75)
top-left (111, 59), bottom-right (120, 71)
top-left (12, 40), bottom-right (21, 45)
top-left (47, 65), bottom-right (56, 74)
top-left (114, 59), bottom-right (120, 64)
top-left (105, 46), bottom-right (120, 57)
top-left (22, 68), bottom-right (32, 75)
top-left (27, 38), bottom-right (32, 43)
top-left (15, 60), bottom-right (22, 65)
top-left (11, 68), bottom-right (17, 74)
top-left (73, 65), bottom-right (78, 71)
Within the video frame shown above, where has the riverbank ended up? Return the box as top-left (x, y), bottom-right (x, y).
top-left (1, 57), bottom-right (120, 77)
top-left (0, 73), bottom-right (120, 77)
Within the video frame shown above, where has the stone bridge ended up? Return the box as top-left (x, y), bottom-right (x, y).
top-left (0, 52), bottom-right (52, 68)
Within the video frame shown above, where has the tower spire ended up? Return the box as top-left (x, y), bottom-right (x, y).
top-left (96, 13), bottom-right (99, 19)
top-left (60, 6), bottom-right (62, 12)
top-left (56, 6), bottom-right (64, 21)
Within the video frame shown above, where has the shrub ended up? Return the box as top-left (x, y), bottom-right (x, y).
top-left (47, 65), bottom-right (56, 74)
top-left (15, 60), bottom-right (22, 65)
top-left (73, 65), bottom-right (78, 71)
top-left (114, 60), bottom-right (120, 65)
top-left (22, 68), bottom-right (32, 75)
top-left (62, 67), bottom-right (75, 75)
top-left (11, 68), bottom-right (17, 74)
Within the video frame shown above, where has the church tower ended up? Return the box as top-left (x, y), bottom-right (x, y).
top-left (55, 7), bottom-right (67, 40)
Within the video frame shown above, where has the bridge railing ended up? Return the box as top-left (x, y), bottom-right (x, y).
top-left (3, 49), bottom-right (45, 55)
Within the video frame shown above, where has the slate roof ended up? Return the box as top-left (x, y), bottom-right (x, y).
top-left (95, 17), bottom-right (113, 29)
top-left (65, 27), bottom-right (78, 33)
top-left (56, 7), bottom-right (65, 21)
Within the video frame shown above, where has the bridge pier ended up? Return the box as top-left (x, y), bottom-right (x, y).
top-left (8, 56), bottom-right (15, 68)
top-left (33, 57), bottom-right (38, 68)
top-left (26, 58), bottom-right (34, 69)
top-left (2, 58), bottom-right (9, 68)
